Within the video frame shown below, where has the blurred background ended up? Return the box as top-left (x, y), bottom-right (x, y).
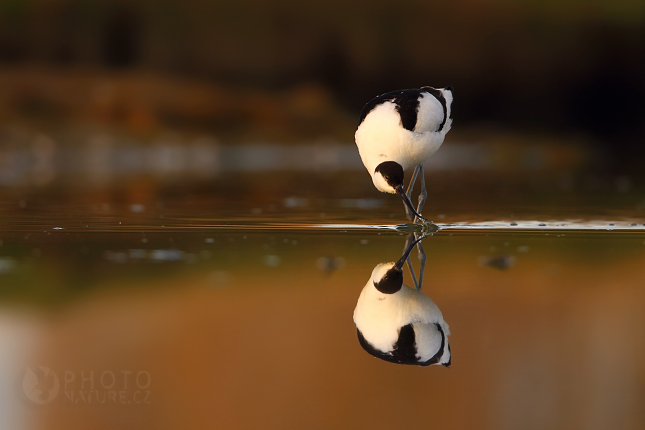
top-left (0, 0), bottom-right (643, 171)
top-left (0, 1), bottom-right (644, 430)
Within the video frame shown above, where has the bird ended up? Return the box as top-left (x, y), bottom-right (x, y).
top-left (353, 236), bottom-right (451, 366)
top-left (355, 86), bottom-right (453, 222)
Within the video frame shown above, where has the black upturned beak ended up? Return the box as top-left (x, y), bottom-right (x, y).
top-left (396, 186), bottom-right (426, 223)
top-left (395, 234), bottom-right (426, 269)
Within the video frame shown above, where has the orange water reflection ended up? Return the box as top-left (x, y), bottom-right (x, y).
top-left (6, 231), bottom-right (641, 430)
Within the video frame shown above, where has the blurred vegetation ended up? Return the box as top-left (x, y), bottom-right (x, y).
top-left (0, 0), bottom-right (643, 167)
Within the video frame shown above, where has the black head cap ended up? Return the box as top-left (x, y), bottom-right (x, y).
top-left (374, 161), bottom-right (404, 189)
top-left (373, 266), bottom-right (403, 294)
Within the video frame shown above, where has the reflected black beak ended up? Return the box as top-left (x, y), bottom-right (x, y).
top-left (396, 186), bottom-right (426, 222)
top-left (395, 234), bottom-right (426, 269)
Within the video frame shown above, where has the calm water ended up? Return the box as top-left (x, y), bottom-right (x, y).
top-left (1, 167), bottom-right (644, 430)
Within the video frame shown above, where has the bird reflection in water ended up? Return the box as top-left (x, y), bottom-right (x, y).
top-left (353, 233), bottom-right (451, 366)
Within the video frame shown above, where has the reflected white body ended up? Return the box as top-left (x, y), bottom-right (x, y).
top-left (355, 89), bottom-right (453, 193)
top-left (353, 262), bottom-right (451, 364)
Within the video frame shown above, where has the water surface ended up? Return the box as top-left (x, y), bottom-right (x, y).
top-left (0, 167), bottom-right (644, 430)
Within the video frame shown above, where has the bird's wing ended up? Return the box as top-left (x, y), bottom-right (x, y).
top-left (414, 92), bottom-right (448, 134)
top-left (414, 321), bottom-right (449, 364)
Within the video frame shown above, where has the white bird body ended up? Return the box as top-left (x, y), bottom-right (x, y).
top-left (356, 94), bottom-right (451, 177)
top-left (355, 87), bottom-right (453, 195)
top-left (353, 262), bottom-right (451, 366)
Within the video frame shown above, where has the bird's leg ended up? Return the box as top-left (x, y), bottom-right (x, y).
top-left (406, 256), bottom-right (420, 290)
top-left (402, 233), bottom-right (420, 290)
top-left (403, 165), bottom-right (421, 221)
top-left (415, 233), bottom-right (427, 291)
top-left (406, 165), bottom-right (420, 199)
top-left (402, 232), bottom-right (415, 256)
top-left (413, 164), bottom-right (427, 224)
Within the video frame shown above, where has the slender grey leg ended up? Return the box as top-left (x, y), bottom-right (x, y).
top-left (403, 165), bottom-right (421, 221)
top-left (413, 165), bottom-right (427, 224)
top-left (406, 165), bottom-right (420, 199)
top-left (402, 232), bottom-right (415, 255)
top-left (402, 233), bottom-right (420, 290)
top-left (415, 234), bottom-right (426, 291)
top-left (406, 257), bottom-right (419, 290)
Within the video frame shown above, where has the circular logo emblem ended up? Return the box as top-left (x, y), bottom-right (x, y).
top-left (22, 367), bottom-right (60, 405)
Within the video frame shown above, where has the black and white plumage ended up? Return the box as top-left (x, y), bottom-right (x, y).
top-left (352, 245), bottom-right (451, 367)
top-left (355, 86), bottom-right (453, 221)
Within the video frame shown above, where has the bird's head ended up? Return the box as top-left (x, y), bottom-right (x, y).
top-left (373, 161), bottom-right (426, 222)
top-left (370, 262), bottom-right (404, 294)
top-left (373, 161), bottom-right (404, 194)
